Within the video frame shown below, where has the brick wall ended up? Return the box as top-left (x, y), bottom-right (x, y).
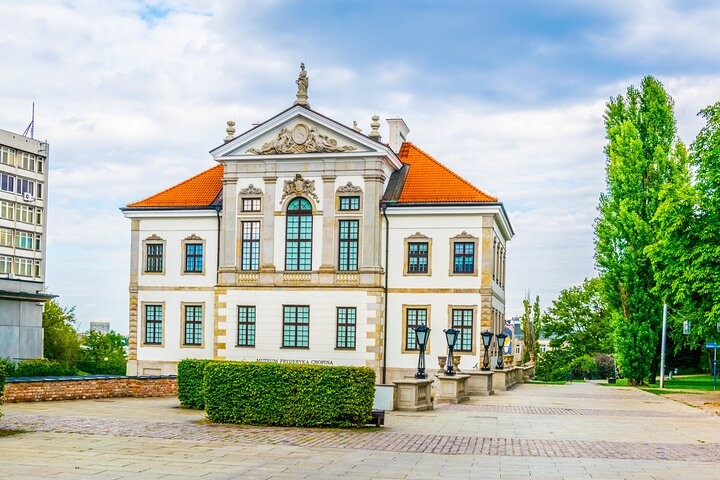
top-left (2, 376), bottom-right (177, 403)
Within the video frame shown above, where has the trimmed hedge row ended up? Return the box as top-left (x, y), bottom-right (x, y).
top-left (203, 362), bottom-right (375, 428)
top-left (13, 359), bottom-right (78, 377)
top-left (177, 359), bottom-right (213, 409)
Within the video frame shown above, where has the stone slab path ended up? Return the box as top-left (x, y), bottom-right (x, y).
top-left (2, 381), bottom-right (719, 479)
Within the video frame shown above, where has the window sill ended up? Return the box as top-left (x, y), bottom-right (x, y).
top-left (180, 344), bottom-right (204, 349)
top-left (235, 344), bottom-right (255, 348)
top-left (334, 347), bottom-right (356, 351)
top-left (280, 346), bottom-right (310, 350)
top-left (142, 343), bottom-right (164, 347)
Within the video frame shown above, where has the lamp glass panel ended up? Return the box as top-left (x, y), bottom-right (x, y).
top-left (481, 331), bottom-right (493, 348)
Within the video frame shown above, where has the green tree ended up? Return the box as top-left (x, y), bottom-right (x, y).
top-left (540, 278), bottom-right (613, 357)
top-left (42, 300), bottom-right (81, 367)
top-left (594, 76), bottom-right (687, 385)
top-left (79, 331), bottom-right (127, 375)
top-left (520, 295), bottom-right (539, 363)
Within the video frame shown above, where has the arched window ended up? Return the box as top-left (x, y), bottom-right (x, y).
top-left (285, 197), bottom-right (313, 271)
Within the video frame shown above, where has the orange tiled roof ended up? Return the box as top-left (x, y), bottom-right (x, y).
top-left (397, 143), bottom-right (497, 203)
top-left (126, 164), bottom-right (223, 208)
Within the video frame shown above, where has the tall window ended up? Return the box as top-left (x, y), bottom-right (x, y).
top-left (0, 228), bottom-right (12, 247)
top-left (452, 309), bottom-right (474, 352)
top-left (0, 173), bottom-right (14, 193)
top-left (283, 305), bottom-right (309, 348)
top-left (183, 305), bottom-right (203, 346)
top-left (146, 244), bottom-right (163, 272)
top-left (237, 306), bottom-right (256, 347)
top-left (405, 308), bottom-right (427, 350)
top-left (15, 257), bottom-right (33, 276)
top-left (285, 198), bottom-right (312, 271)
top-left (339, 196), bottom-right (360, 211)
top-left (15, 231), bottom-right (33, 250)
top-left (453, 242), bottom-right (475, 273)
top-left (0, 255), bottom-right (11, 274)
top-left (407, 242), bottom-right (429, 273)
top-left (185, 243), bottom-right (203, 272)
top-left (16, 178), bottom-right (33, 196)
top-left (0, 201), bottom-right (13, 220)
top-left (241, 221), bottom-right (260, 271)
top-left (338, 220), bottom-right (359, 271)
top-left (144, 305), bottom-right (163, 345)
top-left (242, 198), bottom-right (261, 212)
top-left (336, 307), bottom-right (356, 349)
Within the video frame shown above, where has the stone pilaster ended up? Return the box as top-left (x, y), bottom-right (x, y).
top-left (218, 177), bottom-right (237, 285)
top-left (362, 174), bottom-right (385, 275)
top-left (260, 177), bottom-right (277, 281)
top-left (127, 219), bottom-right (140, 366)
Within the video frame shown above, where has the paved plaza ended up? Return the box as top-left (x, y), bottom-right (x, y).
top-left (1, 381), bottom-right (719, 479)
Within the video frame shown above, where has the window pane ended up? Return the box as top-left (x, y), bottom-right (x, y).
top-left (185, 243), bottom-right (203, 272)
top-left (405, 308), bottom-right (427, 350)
top-left (283, 305), bottom-right (310, 348)
top-left (145, 305), bottom-right (163, 344)
top-left (184, 305), bottom-right (203, 345)
top-left (237, 306), bottom-right (256, 347)
top-left (146, 243), bottom-right (164, 272)
top-left (336, 307), bottom-right (356, 349)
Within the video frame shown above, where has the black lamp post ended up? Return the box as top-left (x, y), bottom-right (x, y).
top-left (444, 328), bottom-right (459, 376)
top-left (495, 333), bottom-right (508, 370)
top-left (481, 330), bottom-right (494, 371)
top-left (414, 325), bottom-right (430, 379)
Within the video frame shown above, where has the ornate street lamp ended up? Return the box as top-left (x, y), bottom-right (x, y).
top-left (481, 330), bottom-right (494, 371)
top-left (495, 333), bottom-right (508, 370)
top-left (414, 325), bottom-right (430, 379)
top-left (444, 328), bottom-right (459, 376)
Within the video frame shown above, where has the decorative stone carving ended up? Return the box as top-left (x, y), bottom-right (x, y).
top-left (145, 234), bottom-right (163, 241)
top-left (224, 120), bottom-right (236, 142)
top-left (369, 114), bottom-right (381, 141)
top-left (452, 231), bottom-right (477, 239)
top-left (246, 124), bottom-right (357, 155)
top-left (184, 234), bottom-right (203, 241)
top-left (281, 174), bottom-right (319, 203)
top-left (407, 231), bottom-right (429, 240)
top-left (239, 184), bottom-right (263, 195)
top-left (294, 62), bottom-right (310, 108)
top-left (336, 181), bottom-right (362, 193)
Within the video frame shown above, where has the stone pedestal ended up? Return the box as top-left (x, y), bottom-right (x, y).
top-left (492, 367), bottom-right (519, 391)
top-left (435, 374), bottom-right (470, 404)
top-left (393, 378), bottom-right (433, 411)
top-left (464, 370), bottom-right (494, 396)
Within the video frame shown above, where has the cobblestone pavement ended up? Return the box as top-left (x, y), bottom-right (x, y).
top-left (2, 381), bottom-right (720, 479)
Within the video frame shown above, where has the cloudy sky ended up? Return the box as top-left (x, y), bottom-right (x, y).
top-left (2, 0), bottom-right (720, 333)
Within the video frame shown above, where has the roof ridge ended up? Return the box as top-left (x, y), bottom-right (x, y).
top-left (400, 142), bottom-right (498, 202)
top-left (127, 164), bottom-right (222, 207)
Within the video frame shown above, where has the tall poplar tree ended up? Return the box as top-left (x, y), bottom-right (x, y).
top-left (594, 76), bottom-right (686, 385)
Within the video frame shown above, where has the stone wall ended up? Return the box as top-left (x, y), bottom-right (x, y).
top-left (3, 375), bottom-right (177, 403)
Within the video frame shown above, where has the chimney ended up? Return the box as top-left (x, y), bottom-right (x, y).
top-left (386, 118), bottom-right (410, 153)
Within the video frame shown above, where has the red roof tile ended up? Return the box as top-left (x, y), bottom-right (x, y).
top-left (126, 164), bottom-right (223, 208)
top-left (397, 143), bottom-right (497, 203)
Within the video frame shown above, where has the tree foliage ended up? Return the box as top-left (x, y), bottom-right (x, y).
top-left (42, 300), bottom-right (81, 367)
top-left (540, 278), bottom-right (613, 357)
top-left (79, 330), bottom-right (127, 375)
top-left (594, 76), bottom-right (687, 385)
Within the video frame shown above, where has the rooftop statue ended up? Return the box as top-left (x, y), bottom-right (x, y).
top-left (294, 63), bottom-right (310, 107)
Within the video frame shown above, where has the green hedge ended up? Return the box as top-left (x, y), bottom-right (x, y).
top-left (204, 362), bottom-right (375, 428)
top-left (177, 359), bottom-right (213, 409)
top-left (13, 359), bottom-right (78, 377)
top-left (0, 363), bottom-right (6, 418)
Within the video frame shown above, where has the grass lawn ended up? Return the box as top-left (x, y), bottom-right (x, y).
top-left (600, 374), bottom-right (718, 392)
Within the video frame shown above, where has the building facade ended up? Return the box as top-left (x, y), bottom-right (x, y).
top-left (0, 128), bottom-right (53, 360)
top-left (122, 70), bottom-right (513, 382)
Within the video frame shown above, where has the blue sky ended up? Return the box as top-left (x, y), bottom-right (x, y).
top-left (1, 0), bottom-right (720, 332)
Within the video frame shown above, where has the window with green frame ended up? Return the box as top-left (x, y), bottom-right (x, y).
top-left (285, 198), bottom-right (313, 271)
top-left (451, 309), bottom-right (473, 352)
top-left (338, 220), bottom-right (359, 271)
top-left (144, 305), bottom-right (163, 345)
top-left (405, 308), bottom-right (427, 350)
top-left (283, 305), bottom-right (309, 348)
top-left (183, 305), bottom-right (203, 345)
top-left (237, 306), bottom-right (256, 347)
top-left (336, 307), bottom-right (356, 349)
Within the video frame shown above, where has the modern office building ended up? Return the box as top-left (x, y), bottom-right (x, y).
top-left (122, 66), bottom-right (514, 381)
top-left (0, 128), bottom-right (53, 360)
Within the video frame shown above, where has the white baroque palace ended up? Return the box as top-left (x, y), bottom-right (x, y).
top-left (122, 67), bottom-right (513, 382)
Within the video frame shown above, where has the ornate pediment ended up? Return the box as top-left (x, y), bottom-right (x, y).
top-left (452, 231), bottom-right (477, 239)
top-left (239, 184), bottom-right (263, 195)
top-left (247, 123), bottom-right (358, 155)
top-left (184, 234), bottom-right (203, 241)
top-left (281, 174), bottom-right (319, 203)
top-left (407, 232), bottom-right (429, 240)
top-left (336, 181), bottom-right (362, 193)
top-left (145, 234), bottom-right (164, 241)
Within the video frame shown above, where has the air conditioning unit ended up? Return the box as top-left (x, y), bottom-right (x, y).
top-left (23, 192), bottom-right (34, 202)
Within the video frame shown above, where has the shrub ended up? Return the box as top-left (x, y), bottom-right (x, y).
top-left (177, 359), bottom-right (213, 409)
top-left (13, 359), bottom-right (78, 377)
top-left (594, 354), bottom-right (615, 378)
top-left (0, 363), bottom-right (6, 418)
top-left (569, 354), bottom-right (597, 379)
top-left (0, 357), bottom-right (16, 378)
top-left (204, 362), bottom-right (375, 428)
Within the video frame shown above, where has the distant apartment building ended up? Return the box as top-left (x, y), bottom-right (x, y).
top-left (0, 128), bottom-right (53, 360)
top-left (89, 321), bottom-right (111, 334)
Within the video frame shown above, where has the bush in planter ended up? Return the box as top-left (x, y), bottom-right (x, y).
top-left (203, 362), bottom-right (375, 428)
top-left (13, 359), bottom-right (78, 377)
top-left (177, 359), bottom-right (213, 409)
